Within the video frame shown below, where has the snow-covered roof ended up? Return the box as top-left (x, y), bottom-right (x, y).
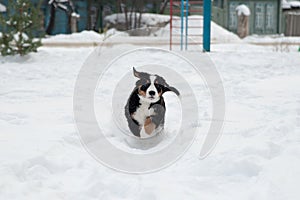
top-left (236, 4), bottom-right (251, 16)
top-left (282, 0), bottom-right (300, 9)
top-left (0, 3), bottom-right (7, 12)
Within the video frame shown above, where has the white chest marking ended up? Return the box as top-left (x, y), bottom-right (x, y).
top-left (132, 101), bottom-right (154, 126)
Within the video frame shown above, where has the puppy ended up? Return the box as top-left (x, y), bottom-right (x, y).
top-left (125, 67), bottom-right (180, 138)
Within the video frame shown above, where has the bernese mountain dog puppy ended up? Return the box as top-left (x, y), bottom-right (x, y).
top-left (125, 67), bottom-right (180, 138)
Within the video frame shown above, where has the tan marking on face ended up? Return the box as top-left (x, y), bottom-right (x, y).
top-left (138, 86), bottom-right (146, 97)
top-left (158, 91), bottom-right (163, 97)
top-left (144, 117), bottom-right (156, 135)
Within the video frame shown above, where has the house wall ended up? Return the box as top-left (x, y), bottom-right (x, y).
top-left (76, 0), bottom-right (88, 32)
top-left (0, 0), bottom-right (8, 32)
top-left (212, 6), bottom-right (227, 27)
top-left (212, 0), bottom-right (282, 35)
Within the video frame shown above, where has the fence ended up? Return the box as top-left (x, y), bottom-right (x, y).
top-left (285, 12), bottom-right (300, 36)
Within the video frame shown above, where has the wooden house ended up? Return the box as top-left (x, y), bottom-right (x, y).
top-left (212, 0), bottom-right (283, 34)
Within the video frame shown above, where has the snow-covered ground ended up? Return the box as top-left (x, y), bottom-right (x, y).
top-left (244, 34), bottom-right (300, 46)
top-left (1, 15), bottom-right (300, 199)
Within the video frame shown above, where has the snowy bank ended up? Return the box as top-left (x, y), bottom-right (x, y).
top-left (104, 13), bottom-right (170, 36)
top-left (42, 30), bottom-right (104, 43)
top-left (154, 15), bottom-right (241, 43)
top-left (104, 13), bottom-right (170, 28)
top-left (42, 13), bottom-right (240, 45)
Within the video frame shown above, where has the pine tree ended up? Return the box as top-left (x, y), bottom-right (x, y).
top-left (0, 0), bottom-right (43, 56)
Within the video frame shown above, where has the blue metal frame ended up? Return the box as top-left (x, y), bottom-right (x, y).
top-left (185, 0), bottom-right (189, 50)
top-left (203, 0), bottom-right (211, 52)
top-left (177, 0), bottom-right (210, 52)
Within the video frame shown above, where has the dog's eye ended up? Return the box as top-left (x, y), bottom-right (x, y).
top-left (140, 83), bottom-right (150, 91)
top-left (154, 83), bottom-right (162, 91)
top-left (140, 85), bottom-right (147, 91)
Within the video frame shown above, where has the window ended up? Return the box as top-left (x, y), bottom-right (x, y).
top-left (265, 4), bottom-right (274, 29)
top-left (255, 3), bottom-right (264, 30)
top-left (229, 2), bottom-right (238, 30)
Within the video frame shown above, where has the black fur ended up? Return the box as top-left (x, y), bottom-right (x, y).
top-left (125, 88), bottom-right (142, 137)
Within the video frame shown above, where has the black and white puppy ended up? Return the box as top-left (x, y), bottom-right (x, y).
top-left (125, 67), bottom-right (180, 138)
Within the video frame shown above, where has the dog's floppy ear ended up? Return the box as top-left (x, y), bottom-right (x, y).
top-left (163, 85), bottom-right (180, 96)
top-left (133, 67), bottom-right (141, 78)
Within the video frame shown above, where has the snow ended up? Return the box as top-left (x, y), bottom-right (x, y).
top-left (0, 3), bottom-right (6, 12)
top-left (56, 0), bottom-right (70, 2)
top-left (244, 34), bottom-right (300, 49)
top-left (282, 0), bottom-right (300, 8)
top-left (43, 15), bottom-right (239, 44)
top-left (1, 13), bottom-right (300, 200)
top-left (104, 13), bottom-right (240, 43)
top-left (41, 30), bottom-right (130, 47)
top-left (105, 13), bottom-right (170, 26)
top-left (42, 30), bottom-right (104, 43)
top-left (71, 12), bottom-right (80, 18)
top-left (289, 0), bottom-right (300, 7)
top-left (154, 16), bottom-right (241, 43)
top-left (57, 3), bottom-right (68, 11)
top-left (244, 34), bottom-right (300, 42)
top-left (210, 19), bottom-right (241, 43)
top-left (103, 13), bottom-right (240, 43)
top-left (13, 32), bottom-right (29, 42)
top-left (236, 4), bottom-right (251, 16)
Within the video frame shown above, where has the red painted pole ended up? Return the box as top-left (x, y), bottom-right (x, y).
top-left (170, 0), bottom-right (173, 50)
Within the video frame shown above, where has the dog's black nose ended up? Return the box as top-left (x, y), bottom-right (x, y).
top-left (149, 91), bottom-right (156, 96)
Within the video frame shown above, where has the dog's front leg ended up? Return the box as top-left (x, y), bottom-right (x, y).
top-left (150, 104), bottom-right (166, 128)
top-left (144, 117), bottom-right (156, 135)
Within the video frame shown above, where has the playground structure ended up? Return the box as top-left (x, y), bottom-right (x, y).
top-left (169, 0), bottom-right (211, 51)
